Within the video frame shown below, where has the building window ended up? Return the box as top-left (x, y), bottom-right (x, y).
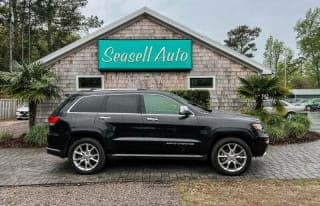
top-left (76, 75), bottom-right (104, 90)
top-left (188, 76), bottom-right (215, 90)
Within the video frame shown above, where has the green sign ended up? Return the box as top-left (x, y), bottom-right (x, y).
top-left (98, 39), bottom-right (192, 70)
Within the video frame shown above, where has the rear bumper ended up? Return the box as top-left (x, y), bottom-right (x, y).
top-left (252, 135), bottom-right (269, 157)
top-left (47, 147), bottom-right (65, 158)
top-left (47, 132), bottom-right (70, 158)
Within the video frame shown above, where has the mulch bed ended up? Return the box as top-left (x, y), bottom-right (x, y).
top-left (0, 136), bottom-right (43, 148)
top-left (270, 131), bottom-right (320, 145)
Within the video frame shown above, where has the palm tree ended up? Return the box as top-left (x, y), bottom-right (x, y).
top-left (238, 75), bottom-right (289, 111)
top-left (0, 63), bottom-right (59, 128)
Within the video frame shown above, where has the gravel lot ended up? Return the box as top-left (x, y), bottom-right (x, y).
top-left (0, 183), bottom-right (182, 206)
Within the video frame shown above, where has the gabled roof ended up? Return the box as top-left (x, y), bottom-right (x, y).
top-left (38, 7), bottom-right (271, 74)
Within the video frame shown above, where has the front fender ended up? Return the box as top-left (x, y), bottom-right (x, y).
top-left (203, 127), bottom-right (255, 153)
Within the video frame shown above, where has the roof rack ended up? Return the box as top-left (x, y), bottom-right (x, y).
top-left (91, 88), bottom-right (146, 92)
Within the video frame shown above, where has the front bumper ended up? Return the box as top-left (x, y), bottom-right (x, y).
top-left (16, 112), bottom-right (29, 119)
top-left (251, 134), bottom-right (269, 157)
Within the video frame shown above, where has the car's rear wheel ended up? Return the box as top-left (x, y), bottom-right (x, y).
top-left (286, 112), bottom-right (295, 120)
top-left (211, 137), bottom-right (252, 176)
top-left (68, 138), bottom-right (106, 174)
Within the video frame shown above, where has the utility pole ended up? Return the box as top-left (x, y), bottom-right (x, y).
top-left (284, 51), bottom-right (287, 87)
top-left (28, 0), bottom-right (31, 63)
top-left (9, 0), bottom-right (14, 72)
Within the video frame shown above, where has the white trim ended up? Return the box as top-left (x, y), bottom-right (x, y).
top-left (187, 76), bottom-right (215, 90)
top-left (36, 7), bottom-right (271, 74)
top-left (76, 75), bottom-right (104, 91)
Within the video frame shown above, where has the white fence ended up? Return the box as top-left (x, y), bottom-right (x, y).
top-left (0, 99), bottom-right (26, 120)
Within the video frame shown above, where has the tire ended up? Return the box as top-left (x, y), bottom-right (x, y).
top-left (211, 137), bottom-right (252, 176)
top-left (285, 112), bottom-right (295, 120)
top-left (68, 138), bottom-right (106, 174)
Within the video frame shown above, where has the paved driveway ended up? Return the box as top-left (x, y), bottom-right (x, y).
top-left (1, 139), bottom-right (320, 186)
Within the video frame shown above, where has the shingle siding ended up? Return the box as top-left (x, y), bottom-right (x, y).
top-left (36, 17), bottom-right (256, 123)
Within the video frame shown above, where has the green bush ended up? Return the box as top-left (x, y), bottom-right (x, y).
top-left (284, 121), bottom-right (307, 138)
top-left (168, 89), bottom-right (211, 111)
top-left (265, 125), bottom-right (287, 141)
top-left (290, 114), bottom-right (311, 129)
top-left (0, 131), bottom-right (13, 142)
top-left (24, 124), bottom-right (48, 146)
top-left (265, 114), bottom-right (284, 126)
top-left (244, 111), bottom-right (311, 143)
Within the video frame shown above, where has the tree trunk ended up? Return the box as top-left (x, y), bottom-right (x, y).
top-left (29, 100), bottom-right (37, 128)
top-left (255, 96), bottom-right (263, 111)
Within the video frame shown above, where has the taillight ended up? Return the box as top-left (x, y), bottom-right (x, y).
top-left (48, 116), bottom-right (60, 126)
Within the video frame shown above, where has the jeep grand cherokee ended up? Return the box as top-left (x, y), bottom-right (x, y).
top-left (47, 90), bottom-right (269, 175)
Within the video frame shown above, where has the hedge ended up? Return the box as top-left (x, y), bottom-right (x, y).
top-left (168, 89), bottom-right (211, 111)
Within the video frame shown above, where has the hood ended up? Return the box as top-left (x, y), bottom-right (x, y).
top-left (209, 110), bottom-right (260, 122)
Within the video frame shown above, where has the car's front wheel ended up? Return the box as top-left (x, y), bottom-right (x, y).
top-left (68, 138), bottom-right (106, 174)
top-left (211, 137), bottom-right (252, 176)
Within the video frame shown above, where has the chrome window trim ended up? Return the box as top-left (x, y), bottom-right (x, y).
top-left (66, 93), bottom-right (195, 117)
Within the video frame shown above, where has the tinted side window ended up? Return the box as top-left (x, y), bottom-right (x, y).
top-left (69, 96), bottom-right (104, 112)
top-left (143, 94), bottom-right (180, 114)
top-left (105, 95), bottom-right (140, 113)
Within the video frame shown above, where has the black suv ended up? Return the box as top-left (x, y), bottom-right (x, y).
top-left (47, 90), bottom-right (268, 175)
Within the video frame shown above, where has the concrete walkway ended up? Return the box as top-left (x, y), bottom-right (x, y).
top-left (309, 112), bottom-right (320, 132)
top-left (1, 139), bottom-right (320, 186)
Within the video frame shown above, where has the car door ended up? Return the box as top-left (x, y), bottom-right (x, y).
top-left (94, 93), bottom-right (145, 154)
top-left (140, 93), bottom-right (202, 155)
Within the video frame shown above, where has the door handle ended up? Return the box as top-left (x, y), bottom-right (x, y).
top-left (146, 117), bottom-right (158, 121)
top-left (99, 116), bottom-right (111, 120)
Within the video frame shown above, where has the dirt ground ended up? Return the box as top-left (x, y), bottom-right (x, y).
top-left (0, 183), bottom-right (182, 206)
top-left (0, 120), bottom-right (28, 138)
top-left (177, 179), bottom-right (320, 206)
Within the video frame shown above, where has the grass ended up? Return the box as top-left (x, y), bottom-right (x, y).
top-left (177, 179), bottom-right (320, 206)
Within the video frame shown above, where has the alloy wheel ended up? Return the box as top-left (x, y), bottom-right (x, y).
top-left (72, 143), bottom-right (100, 172)
top-left (217, 143), bottom-right (247, 173)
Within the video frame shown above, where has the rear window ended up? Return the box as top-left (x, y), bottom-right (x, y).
top-left (69, 95), bottom-right (105, 113)
top-left (52, 95), bottom-right (79, 115)
top-left (105, 95), bottom-right (140, 113)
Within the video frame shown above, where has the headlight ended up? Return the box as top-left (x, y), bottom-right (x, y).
top-left (16, 111), bottom-right (20, 115)
top-left (252, 123), bottom-right (263, 132)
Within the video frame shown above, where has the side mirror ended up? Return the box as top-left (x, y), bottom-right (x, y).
top-left (179, 105), bottom-right (192, 117)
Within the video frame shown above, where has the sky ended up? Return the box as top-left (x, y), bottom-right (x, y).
top-left (81, 0), bottom-right (319, 63)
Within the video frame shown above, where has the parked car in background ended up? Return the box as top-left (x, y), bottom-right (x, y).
top-left (16, 104), bottom-right (29, 120)
top-left (304, 98), bottom-right (320, 111)
top-left (292, 99), bottom-right (308, 106)
top-left (263, 100), bottom-right (306, 119)
top-left (47, 90), bottom-right (269, 176)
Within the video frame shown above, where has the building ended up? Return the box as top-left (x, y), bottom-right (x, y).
top-left (36, 7), bottom-right (271, 123)
top-left (289, 89), bottom-right (320, 99)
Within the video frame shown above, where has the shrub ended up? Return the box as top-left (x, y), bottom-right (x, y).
top-left (284, 121), bottom-right (307, 138)
top-left (265, 125), bottom-right (287, 141)
top-left (244, 110), bottom-right (311, 143)
top-left (168, 89), bottom-right (211, 111)
top-left (0, 131), bottom-right (13, 142)
top-left (290, 114), bottom-right (311, 129)
top-left (265, 114), bottom-right (284, 126)
top-left (24, 124), bottom-right (48, 146)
